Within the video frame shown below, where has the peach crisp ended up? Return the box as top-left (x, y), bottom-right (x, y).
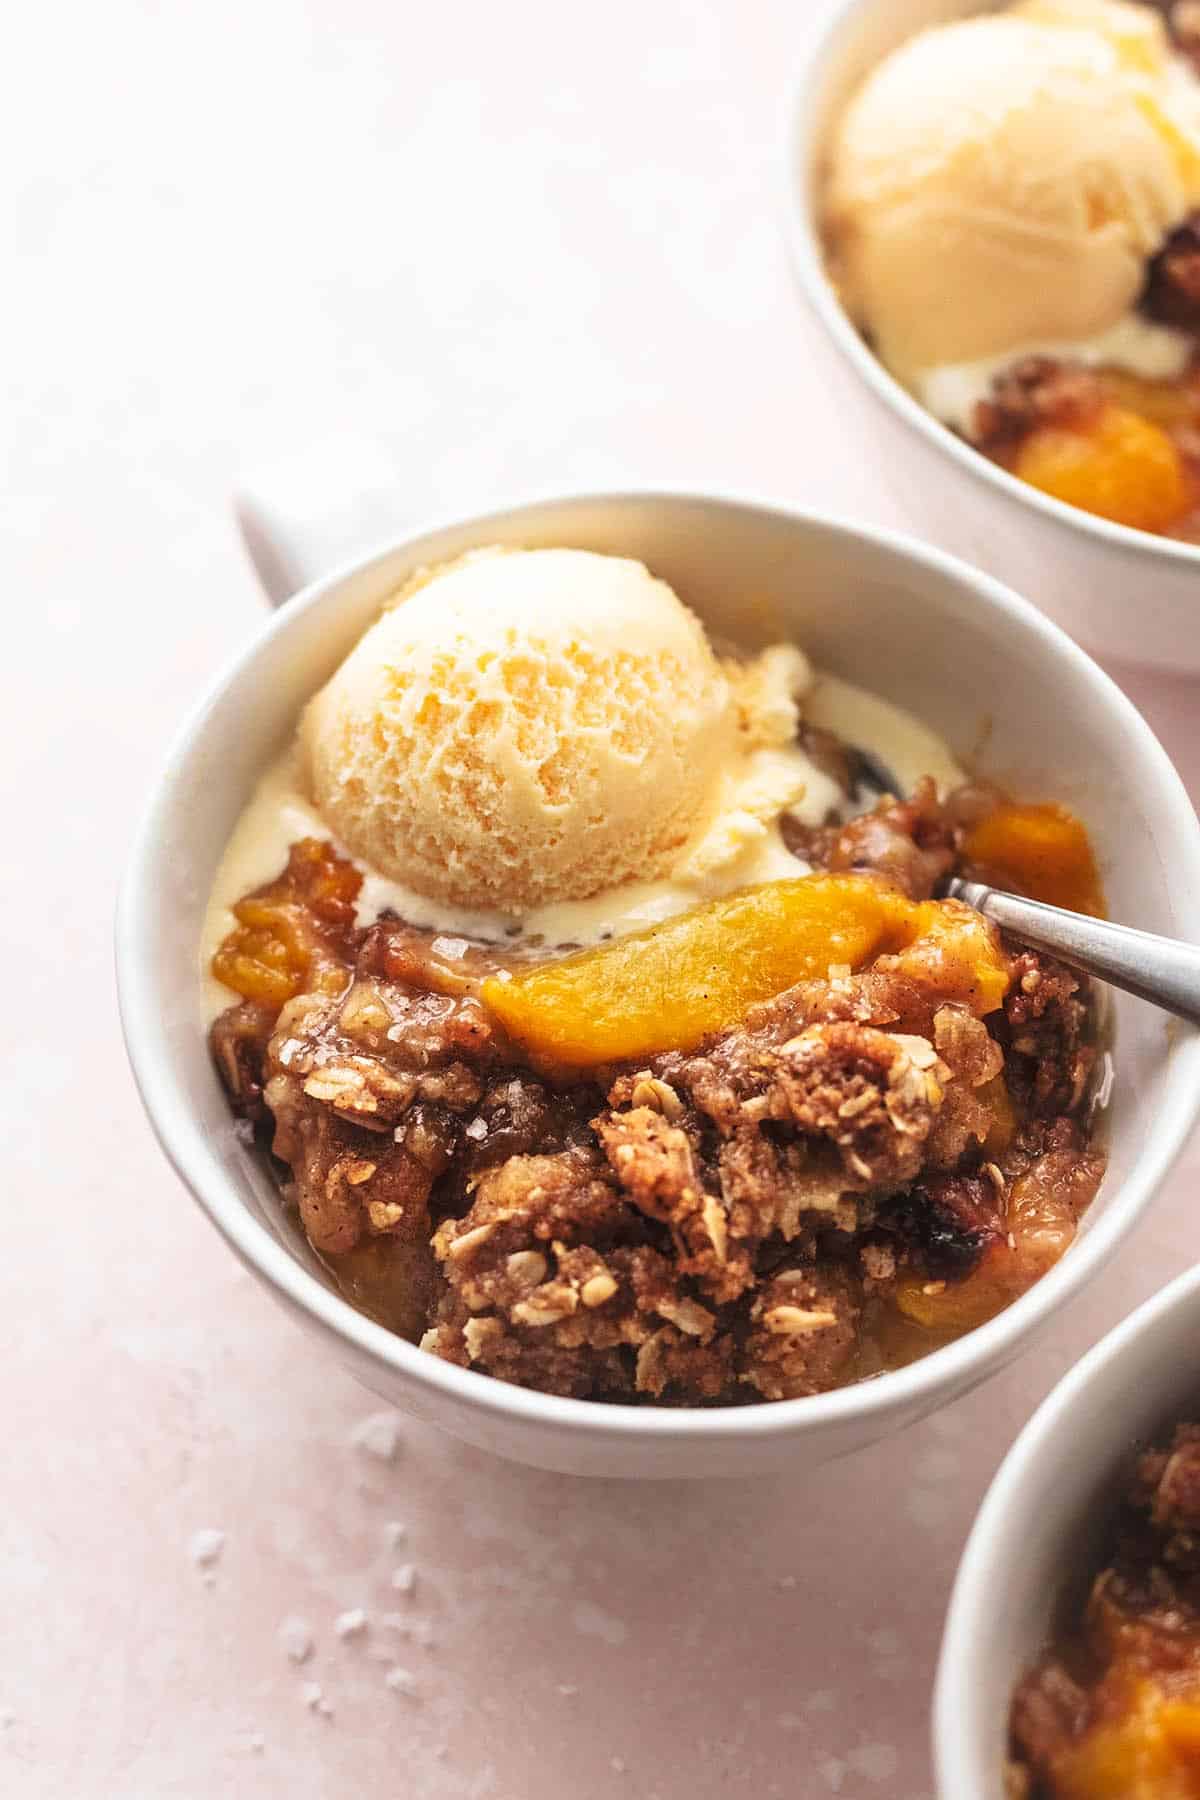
top-left (209, 775), bottom-right (1107, 1406)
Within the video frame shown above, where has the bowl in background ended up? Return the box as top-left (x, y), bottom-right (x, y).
top-left (936, 1261), bottom-right (1200, 1797)
top-left (782, 0), bottom-right (1200, 672)
top-left (117, 481), bottom-right (1200, 1477)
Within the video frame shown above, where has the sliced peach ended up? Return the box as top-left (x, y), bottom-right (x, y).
top-left (895, 1147), bottom-right (1094, 1332)
top-left (964, 802), bottom-right (1105, 917)
top-left (894, 1240), bottom-right (1019, 1334)
top-left (1159, 1699), bottom-right (1200, 1765)
top-left (482, 874), bottom-right (897, 1067)
top-left (1014, 404), bottom-right (1191, 534)
top-left (481, 875), bottom-right (1008, 1068)
top-left (1049, 1680), bottom-right (1200, 1800)
top-left (886, 898), bottom-right (1011, 1017)
top-left (211, 903), bottom-right (311, 1007)
top-left (211, 837), bottom-right (361, 1005)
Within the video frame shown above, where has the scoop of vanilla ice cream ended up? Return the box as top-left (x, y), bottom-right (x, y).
top-left (825, 0), bottom-right (1200, 384)
top-left (303, 547), bottom-right (735, 913)
top-left (671, 645), bottom-right (822, 885)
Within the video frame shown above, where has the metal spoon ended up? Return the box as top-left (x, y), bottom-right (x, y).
top-left (943, 878), bottom-right (1200, 1027)
top-left (832, 739), bottom-right (1200, 1025)
top-left (845, 745), bottom-right (901, 804)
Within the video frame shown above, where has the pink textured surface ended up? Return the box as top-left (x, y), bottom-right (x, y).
top-left (4, 2), bottom-right (1199, 1795)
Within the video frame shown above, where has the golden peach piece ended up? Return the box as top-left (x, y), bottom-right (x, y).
top-left (1048, 1678), bottom-right (1200, 1799)
top-left (482, 875), bottom-right (1008, 1068)
top-left (885, 898), bottom-right (1010, 1017)
top-left (964, 801), bottom-right (1105, 918)
top-left (211, 903), bottom-right (309, 1007)
top-left (211, 837), bottom-right (361, 1004)
top-left (894, 1241), bottom-right (1018, 1334)
top-left (896, 1147), bottom-right (1094, 1333)
top-left (1014, 404), bottom-right (1190, 534)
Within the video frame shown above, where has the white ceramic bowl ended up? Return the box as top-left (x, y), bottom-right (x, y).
top-left (936, 1261), bottom-right (1200, 1797)
top-left (782, 0), bottom-right (1200, 672)
top-left (116, 483), bottom-right (1200, 1478)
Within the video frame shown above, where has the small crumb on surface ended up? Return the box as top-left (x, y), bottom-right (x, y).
top-left (248, 1734), bottom-right (265, 1756)
top-left (188, 1528), bottom-right (225, 1569)
top-left (847, 1744), bottom-right (899, 1783)
top-left (610, 1756), bottom-right (626, 1774)
top-left (335, 1608), bottom-right (368, 1639)
top-left (557, 1683), bottom-right (578, 1697)
top-left (385, 1521), bottom-right (407, 1549)
top-left (300, 1681), bottom-right (332, 1717)
top-left (391, 1562), bottom-right (416, 1595)
top-left (906, 1485), bottom-right (950, 1529)
top-left (350, 1412), bottom-right (402, 1461)
top-left (279, 1616), bottom-right (314, 1663)
top-left (385, 1666), bottom-right (418, 1698)
top-left (918, 1447), bottom-right (960, 1483)
top-left (572, 1600), bottom-right (627, 1646)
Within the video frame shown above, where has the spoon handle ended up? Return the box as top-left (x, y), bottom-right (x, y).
top-left (945, 879), bottom-right (1200, 1028)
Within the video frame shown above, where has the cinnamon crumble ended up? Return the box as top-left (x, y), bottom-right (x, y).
top-left (209, 773), bottom-right (1107, 1406)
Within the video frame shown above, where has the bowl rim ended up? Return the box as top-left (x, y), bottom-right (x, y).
top-left (116, 483), bottom-right (1200, 1447)
top-left (934, 1259), bottom-right (1200, 1796)
top-left (778, 0), bottom-right (1200, 571)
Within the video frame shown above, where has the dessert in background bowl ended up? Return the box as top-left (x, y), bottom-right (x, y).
top-left (937, 1265), bottom-right (1200, 1799)
top-left (783, 0), bottom-right (1200, 669)
top-left (117, 488), bottom-right (1200, 1476)
top-left (1010, 1417), bottom-right (1200, 1796)
top-left (824, 0), bottom-right (1200, 541)
top-left (204, 542), bottom-right (1110, 1408)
